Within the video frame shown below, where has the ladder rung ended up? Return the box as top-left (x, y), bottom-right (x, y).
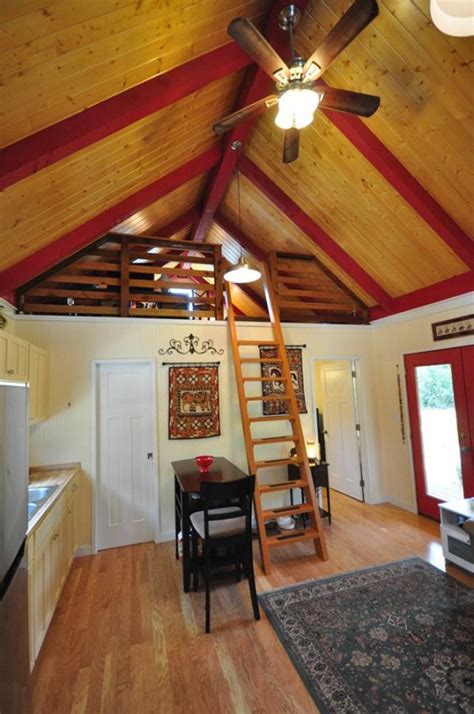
top-left (262, 504), bottom-right (314, 520)
top-left (243, 376), bottom-right (289, 382)
top-left (237, 340), bottom-right (278, 346)
top-left (240, 358), bottom-right (283, 364)
top-left (259, 478), bottom-right (307, 493)
top-left (255, 458), bottom-right (302, 470)
top-left (249, 415), bottom-right (295, 423)
top-left (245, 395), bottom-right (291, 402)
top-left (266, 528), bottom-right (322, 548)
top-left (252, 436), bottom-right (298, 445)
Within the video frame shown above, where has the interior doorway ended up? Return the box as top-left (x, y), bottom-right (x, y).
top-left (95, 361), bottom-right (157, 550)
top-left (405, 346), bottom-right (474, 520)
top-left (313, 359), bottom-right (365, 501)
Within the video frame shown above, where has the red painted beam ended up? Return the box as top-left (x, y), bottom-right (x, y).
top-left (0, 148), bottom-right (221, 292)
top-left (370, 271), bottom-right (474, 321)
top-left (240, 156), bottom-right (394, 311)
top-left (0, 44), bottom-right (250, 191)
top-left (191, 0), bottom-right (302, 244)
top-left (320, 88), bottom-right (474, 271)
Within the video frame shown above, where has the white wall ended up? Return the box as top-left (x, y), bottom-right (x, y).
top-left (14, 315), bottom-right (382, 547)
top-left (14, 291), bottom-right (473, 547)
top-left (372, 294), bottom-right (474, 512)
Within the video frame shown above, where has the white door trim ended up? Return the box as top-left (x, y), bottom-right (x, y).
top-left (311, 355), bottom-right (373, 503)
top-left (91, 359), bottom-right (159, 553)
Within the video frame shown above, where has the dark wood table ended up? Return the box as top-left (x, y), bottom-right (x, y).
top-left (173, 457), bottom-right (249, 592)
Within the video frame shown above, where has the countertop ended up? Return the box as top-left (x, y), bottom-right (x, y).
top-left (28, 463), bottom-right (81, 534)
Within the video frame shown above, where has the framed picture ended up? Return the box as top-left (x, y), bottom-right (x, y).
top-left (431, 315), bottom-right (474, 341)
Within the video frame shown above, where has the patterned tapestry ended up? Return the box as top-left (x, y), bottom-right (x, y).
top-left (259, 346), bottom-right (307, 415)
top-left (168, 364), bottom-right (220, 439)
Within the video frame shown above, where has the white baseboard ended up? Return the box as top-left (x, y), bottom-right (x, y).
top-left (75, 546), bottom-right (92, 557)
top-left (386, 496), bottom-right (417, 514)
top-left (156, 530), bottom-right (174, 544)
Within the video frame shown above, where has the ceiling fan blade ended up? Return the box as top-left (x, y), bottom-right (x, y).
top-left (228, 17), bottom-right (290, 83)
top-left (213, 95), bottom-right (278, 135)
top-left (303, 0), bottom-right (379, 80)
top-left (318, 87), bottom-right (380, 116)
top-left (283, 128), bottom-right (300, 164)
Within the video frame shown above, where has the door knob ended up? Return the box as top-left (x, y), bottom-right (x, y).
top-left (147, 452), bottom-right (153, 460)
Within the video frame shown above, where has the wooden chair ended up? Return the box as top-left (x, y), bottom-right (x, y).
top-left (190, 476), bottom-right (260, 633)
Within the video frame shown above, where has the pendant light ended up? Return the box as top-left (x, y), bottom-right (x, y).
top-left (223, 149), bottom-right (261, 284)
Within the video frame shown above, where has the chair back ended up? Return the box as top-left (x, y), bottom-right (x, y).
top-left (199, 476), bottom-right (255, 541)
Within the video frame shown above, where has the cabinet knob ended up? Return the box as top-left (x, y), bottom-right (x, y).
top-left (53, 533), bottom-right (59, 540)
top-left (7, 369), bottom-right (14, 374)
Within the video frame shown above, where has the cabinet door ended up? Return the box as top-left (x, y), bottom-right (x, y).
top-left (0, 333), bottom-right (8, 379)
top-left (6, 335), bottom-right (28, 382)
top-left (28, 345), bottom-right (48, 424)
top-left (28, 567), bottom-right (35, 671)
top-left (50, 521), bottom-right (62, 608)
top-left (32, 541), bottom-right (52, 660)
top-left (28, 346), bottom-right (40, 424)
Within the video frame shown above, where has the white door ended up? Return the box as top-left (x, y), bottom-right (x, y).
top-left (318, 360), bottom-right (363, 500)
top-left (97, 362), bottom-right (155, 550)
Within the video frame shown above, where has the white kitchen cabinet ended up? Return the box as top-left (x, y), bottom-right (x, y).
top-left (28, 344), bottom-right (48, 424)
top-left (0, 331), bottom-right (28, 382)
top-left (28, 473), bottom-right (80, 666)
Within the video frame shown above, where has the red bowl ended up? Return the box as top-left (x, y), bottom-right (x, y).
top-left (195, 455), bottom-right (214, 473)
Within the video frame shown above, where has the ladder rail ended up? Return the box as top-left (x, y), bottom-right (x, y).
top-left (225, 262), bottom-right (328, 573)
top-left (262, 263), bottom-right (328, 561)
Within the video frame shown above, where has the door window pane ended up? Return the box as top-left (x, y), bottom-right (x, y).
top-left (415, 364), bottom-right (463, 501)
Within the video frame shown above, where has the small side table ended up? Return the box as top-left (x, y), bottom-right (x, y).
top-left (288, 462), bottom-right (332, 524)
top-left (439, 498), bottom-right (474, 573)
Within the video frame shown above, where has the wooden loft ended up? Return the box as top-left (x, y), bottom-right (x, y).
top-left (1, 0), bottom-right (473, 318)
top-left (268, 252), bottom-right (368, 324)
top-left (16, 235), bottom-right (368, 324)
top-left (17, 234), bottom-right (224, 321)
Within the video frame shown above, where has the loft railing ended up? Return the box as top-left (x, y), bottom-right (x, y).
top-left (17, 232), bottom-right (224, 321)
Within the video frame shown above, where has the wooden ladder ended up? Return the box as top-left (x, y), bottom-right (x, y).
top-left (225, 263), bottom-right (328, 574)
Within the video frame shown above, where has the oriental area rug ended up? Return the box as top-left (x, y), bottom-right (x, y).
top-left (259, 345), bottom-right (307, 415)
top-left (259, 558), bottom-right (473, 713)
top-left (168, 364), bottom-right (220, 439)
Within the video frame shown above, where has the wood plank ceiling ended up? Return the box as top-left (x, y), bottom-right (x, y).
top-left (1, 0), bottom-right (473, 319)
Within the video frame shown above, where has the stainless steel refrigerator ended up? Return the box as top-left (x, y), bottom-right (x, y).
top-left (0, 382), bottom-right (31, 714)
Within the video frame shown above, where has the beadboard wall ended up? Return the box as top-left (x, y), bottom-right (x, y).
top-left (15, 316), bottom-right (381, 547)
top-left (14, 292), bottom-right (473, 548)
top-left (371, 294), bottom-right (474, 512)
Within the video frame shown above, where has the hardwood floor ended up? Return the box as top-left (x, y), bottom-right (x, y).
top-left (32, 492), bottom-right (473, 713)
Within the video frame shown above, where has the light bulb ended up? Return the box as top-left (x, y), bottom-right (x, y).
top-left (275, 108), bottom-right (293, 129)
top-left (294, 111), bottom-right (314, 129)
top-left (275, 87), bottom-right (320, 131)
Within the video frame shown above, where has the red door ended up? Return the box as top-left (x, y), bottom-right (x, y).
top-left (405, 347), bottom-right (474, 520)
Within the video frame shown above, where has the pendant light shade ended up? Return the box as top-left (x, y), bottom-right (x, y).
top-left (223, 255), bottom-right (261, 284)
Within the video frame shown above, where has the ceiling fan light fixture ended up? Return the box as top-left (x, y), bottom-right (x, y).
top-left (275, 86), bottom-right (320, 130)
top-left (223, 256), bottom-right (262, 284)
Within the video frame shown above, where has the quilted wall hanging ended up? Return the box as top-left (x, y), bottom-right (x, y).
top-left (168, 363), bottom-right (220, 439)
top-left (259, 346), bottom-right (307, 415)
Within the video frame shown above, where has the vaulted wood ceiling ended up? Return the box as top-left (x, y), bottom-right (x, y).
top-left (1, 0), bottom-right (473, 320)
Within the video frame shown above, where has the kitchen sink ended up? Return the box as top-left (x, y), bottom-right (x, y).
top-left (27, 484), bottom-right (59, 520)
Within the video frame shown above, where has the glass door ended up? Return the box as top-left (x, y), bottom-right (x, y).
top-left (405, 347), bottom-right (474, 520)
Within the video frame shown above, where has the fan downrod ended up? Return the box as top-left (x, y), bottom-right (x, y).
top-left (278, 4), bottom-right (301, 31)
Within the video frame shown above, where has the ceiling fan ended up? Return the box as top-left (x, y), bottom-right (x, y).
top-left (214, 0), bottom-right (381, 163)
